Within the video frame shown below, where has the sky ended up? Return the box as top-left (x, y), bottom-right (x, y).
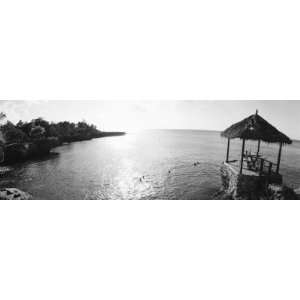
top-left (0, 100), bottom-right (299, 139)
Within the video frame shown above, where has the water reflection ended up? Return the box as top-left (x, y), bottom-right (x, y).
top-left (2, 131), bottom-right (300, 199)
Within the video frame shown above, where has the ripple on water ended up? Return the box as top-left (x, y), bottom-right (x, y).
top-left (4, 130), bottom-right (300, 199)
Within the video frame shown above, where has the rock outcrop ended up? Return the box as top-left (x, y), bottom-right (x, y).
top-left (266, 184), bottom-right (297, 200)
top-left (214, 184), bottom-right (298, 200)
top-left (215, 162), bottom-right (298, 200)
top-left (0, 188), bottom-right (32, 200)
top-left (3, 137), bottom-right (60, 163)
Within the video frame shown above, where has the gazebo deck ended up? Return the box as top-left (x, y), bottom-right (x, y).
top-left (225, 161), bottom-right (260, 176)
top-left (224, 160), bottom-right (283, 184)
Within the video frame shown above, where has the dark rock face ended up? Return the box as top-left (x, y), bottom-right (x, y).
top-left (266, 184), bottom-right (298, 200)
top-left (0, 188), bottom-right (32, 200)
top-left (3, 143), bottom-right (28, 162)
top-left (3, 137), bottom-right (60, 163)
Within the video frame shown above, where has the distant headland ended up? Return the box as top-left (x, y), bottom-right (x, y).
top-left (0, 114), bottom-right (125, 164)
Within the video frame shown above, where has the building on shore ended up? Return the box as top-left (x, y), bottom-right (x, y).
top-left (219, 110), bottom-right (293, 199)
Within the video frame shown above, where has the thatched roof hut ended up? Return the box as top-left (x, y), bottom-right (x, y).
top-left (221, 111), bottom-right (292, 144)
top-left (221, 111), bottom-right (292, 175)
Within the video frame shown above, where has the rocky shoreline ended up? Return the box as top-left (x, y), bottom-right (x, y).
top-left (214, 184), bottom-right (299, 200)
top-left (2, 138), bottom-right (60, 164)
top-left (0, 188), bottom-right (32, 200)
top-left (2, 132), bottom-right (126, 164)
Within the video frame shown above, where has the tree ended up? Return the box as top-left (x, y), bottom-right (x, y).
top-left (16, 120), bottom-right (32, 136)
top-left (29, 126), bottom-right (46, 140)
top-left (0, 112), bottom-right (6, 120)
top-left (48, 124), bottom-right (59, 137)
top-left (0, 121), bottom-right (26, 143)
top-left (33, 118), bottom-right (50, 135)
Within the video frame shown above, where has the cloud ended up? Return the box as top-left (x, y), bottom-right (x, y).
top-left (0, 100), bottom-right (39, 123)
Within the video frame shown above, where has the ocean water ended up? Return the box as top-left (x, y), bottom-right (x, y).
top-left (1, 130), bottom-right (300, 199)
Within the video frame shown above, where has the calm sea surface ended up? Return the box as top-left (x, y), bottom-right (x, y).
top-left (1, 130), bottom-right (300, 199)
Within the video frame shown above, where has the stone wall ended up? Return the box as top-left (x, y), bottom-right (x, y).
top-left (218, 162), bottom-right (296, 200)
top-left (221, 162), bottom-right (269, 199)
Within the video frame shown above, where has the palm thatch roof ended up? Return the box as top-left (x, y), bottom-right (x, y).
top-left (221, 112), bottom-right (292, 144)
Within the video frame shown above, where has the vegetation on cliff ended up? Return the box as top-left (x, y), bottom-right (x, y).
top-left (14, 118), bottom-right (104, 143)
top-left (0, 114), bottom-right (125, 163)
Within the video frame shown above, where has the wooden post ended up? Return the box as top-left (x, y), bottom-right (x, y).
top-left (256, 139), bottom-right (261, 157)
top-left (276, 142), bottom-right (283, 174)
top-left (239, 139), bottom-right (245, 174)
top-left (226, 138), bottom-right (230, 162)
top-left (259, 158), bottom-right (264, 175)
top-left (268, 162), bottom-right (272, 175)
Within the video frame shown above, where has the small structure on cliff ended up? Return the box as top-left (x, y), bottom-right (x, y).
top-left (219, 110), bottom-right (293, 199)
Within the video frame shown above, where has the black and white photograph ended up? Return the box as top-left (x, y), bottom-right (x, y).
top-left (0, 100), bottom-right (299, 200)
top-left (1, 0), bottom-right (300, 299)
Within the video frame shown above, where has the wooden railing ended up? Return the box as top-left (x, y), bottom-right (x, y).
top-left (243, 153), bottom-right (278, 175)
